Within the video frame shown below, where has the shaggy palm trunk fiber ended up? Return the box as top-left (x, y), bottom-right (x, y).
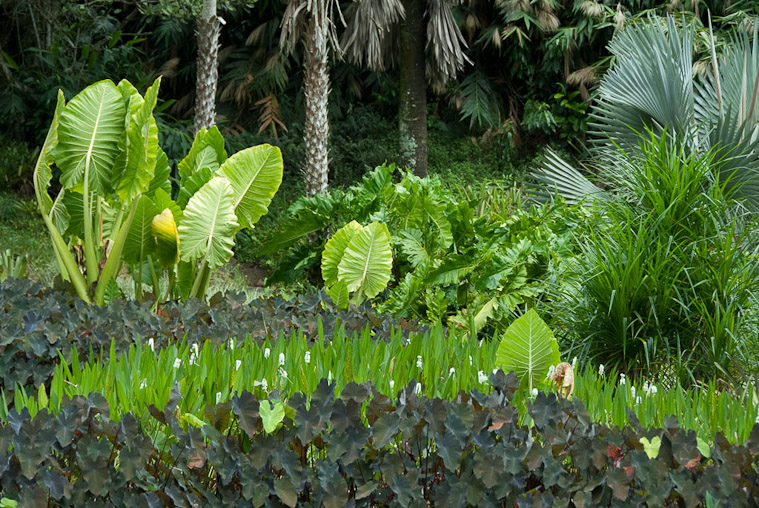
top-left (399, 0), bottom-right (428, 177)
top-left (303, 19), bottom-right (331, 197)
top-left (194, 0), bottom-right (220, 134)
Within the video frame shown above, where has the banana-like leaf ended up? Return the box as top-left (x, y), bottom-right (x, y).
top-left (123, 196), bottom-right (160, 265)
top-left (218, 144), bottom-right (283, 229)
top-left (55, 80), bottom-right (126, 194)
top-left (322, 220), bottom-right (362, 287)
top-left (178, 176), bottom-right (239, 270)
top-left (178, 126), bottom-right (227, 181)
top-left (495, 309), bottom-right (561, 392)
top-left (337, 221), bottom-right (392, 299)
top-left (152, 208), bottom-right (180, 268)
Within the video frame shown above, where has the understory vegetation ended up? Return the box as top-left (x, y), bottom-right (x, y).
top-left (1, 2), bottom-right (759, 506)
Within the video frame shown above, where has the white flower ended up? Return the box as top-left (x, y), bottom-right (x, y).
top-left (416, 355), bottom-right (423, 369)
top-left (531, 388), bottom-right (539, 397)
top-left (449, 367), bottom-right (455, 376)
top-left (147, 338), bottom-right (155, 352)
top-left (643, 381), bottom-right (650, 394)
top-left (649, 385), bottom-right (658, 395)
top-left (631, 386), bottom-right (636, 398)
top-left (328, 370), bottom-right (333, 383)
top-left (619, 373), bottom-right (626, 385)
top-left (469, 355), bottom-right (473, 366)
top-left (547, 365), bottom-right (556, 379)
top-left (189, 353), bottom-right (197, 365)
top-left (389, 380), bottom-right (395, 392)
top-left (492, 368), bottom-right (499, 375)
top-left (278, 353), bottom-right (285, 366)
top-left (235, 360), bottom-right (242, 370)
top-left (192, 343), bottom-right (199, 357)
top-left (413, 382), bottom-right (422, 396)
top-left (279, 367), bottom-right (288, 379)
top-left (140, 379), bottom-right (147, 389)
top-left (635, 395), bottom-right (642, 405)
top-left (254, 378), bottom-right (269, 392)
top-left (264, 348), bottom-right (271, 359)
top-left (304, 351), bottom-right (311, 364)
top-left (228, 338), bottom-right (235, 350)
top-left (598, 364), bottom-right (605, 377)
top-left (478, 371), bottom-right (488, 384)
top-left (173, 358), bottom-right (181, 369)
top-left (215, 392), bottom-right (222, 404)
top-left (572, 357), bottom-right (577, 370)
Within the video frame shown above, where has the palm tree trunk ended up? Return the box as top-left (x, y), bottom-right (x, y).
top-left (399, 0), bottom-right (427, 177)
top-left (194, 0), bottom-right (220, 134)
top-left (303, 17), bottom-right (330, 196)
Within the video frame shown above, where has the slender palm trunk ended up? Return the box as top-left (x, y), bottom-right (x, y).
top-left (303, 17), bottom-right (330, 196)
top-left (399, 0), bottom-right (427, 177)
top-left (194, 0), bottom-right (220, 134)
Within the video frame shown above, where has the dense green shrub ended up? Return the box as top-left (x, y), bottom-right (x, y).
top-left (548, 136), bottom-right (759, 383)
top-left (261, 164), bottom-right (582, 335)
top-left (1, 375), bottom-right (758, 506)
top-left (0, 278), bottom-right (418, 400)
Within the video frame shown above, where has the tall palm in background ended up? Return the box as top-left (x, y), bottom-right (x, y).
top-left (341, 0), bottom-right (469, 177)
top-left (194, 0), bottom-right (222, 134)
top-left (280, 0), bottom-right (343, 196)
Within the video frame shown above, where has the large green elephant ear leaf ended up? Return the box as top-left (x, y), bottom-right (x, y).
top-left (177, 176), bottom-right (239, 270)
top-left (322, 220), bottom-right (362, 287)
top-left (34, 90), bottom-right (65, 215)
top-left (495, 309), bottom-right (561, 392)
top-left (123, 195), bottom-right (160, 265)
top-left (55, 80), bottom-right (126, 193)
top-left (218, 143), bottom-right (283, 229)
top-left (178, 126), bottom-right (227, 181)
top-left (115, 77), bottom-right (162, 202)
top-left (337, 221), bottom-right (393, 299)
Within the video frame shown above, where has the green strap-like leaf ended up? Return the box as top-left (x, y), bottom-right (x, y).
top-left (178, 176), bottom-right (239, 270)
top-left (55, 80), bottom-right (126, 194)
top-left (337, 221), bottom-right (393, 299)
top-left (322, 220), bottom-right (362, 287)
top-left (495, 309), bottom-right (561, 391)
top-left (218, 144), bottom-right (283, 229)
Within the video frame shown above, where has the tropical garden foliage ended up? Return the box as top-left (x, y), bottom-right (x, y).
top-left (1, 0), bottom-right (759, 504)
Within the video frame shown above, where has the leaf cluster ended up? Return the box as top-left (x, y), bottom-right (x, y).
top-left (0, 278), bottom-right (413, 400)
top-left (264, 164), bottom-right (580, 336)
top-left (1, 375), bottom-right (758, 506)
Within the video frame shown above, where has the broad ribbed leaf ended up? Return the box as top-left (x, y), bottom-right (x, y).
top-left (398, 229), bottom-right (429, 267)
top-left (115, 78), bottom-right (161, 202)
top-left (177, 164), bottom-right (215, 209)
top-left (152, 208), bottom-right (180, 268)
top-left (55, 80), bottom-right (126, 193)
top-left (178, 176), bottom-right (239, 270)
top-left (327, 280), bottom-right (350, 309)
top-left (218, 144), bottom-right (283, 229)
top-left (152, 188), bottom-right (183, 223)
top-left (178, 126), bottom-right (226, 181)
top-left (123, 196), bottom-right (160, 265)
top-left (337, 222), bottom-right (392, 299)
top-left (322, 220), bottom-right (361, 287)
top-left (33, 90), bottom-right (65, 216)
top-left (495, 309), bottom-right (560, 391)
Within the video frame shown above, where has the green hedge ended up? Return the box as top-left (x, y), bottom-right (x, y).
top-left (0, 278), bottom-right (420, 398)
top-left (1, 373), bottom-right (757, 506)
